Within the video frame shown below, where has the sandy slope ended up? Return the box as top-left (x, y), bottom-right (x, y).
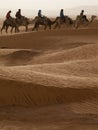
top-left (0, 23), bottom-right (98, 129)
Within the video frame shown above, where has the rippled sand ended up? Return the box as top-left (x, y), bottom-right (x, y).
top-left (0, 20), bottom-right (98, 129)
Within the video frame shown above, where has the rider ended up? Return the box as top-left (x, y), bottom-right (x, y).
top-left (60, 9), bottom-right (65, 18)
top-left (15, 9), bottom-right (23, 20)
top-left (60, 9), bottom-right (65, 22)
top-left (38, 9), bottom-right (47, 24)
top-left (6, 10), bottom-right (14, 23)
top-left (6, 10), bottom-right (12, 19)
top-left (80, 10), bottom-right (87, 22)
top-left (38, 9), bottom-right (45, 19)
top-left (80, 10), bottom-right (84, 18)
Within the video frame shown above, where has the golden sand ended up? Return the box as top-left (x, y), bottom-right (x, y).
top-left (0, 20), bottom-right (98, 129)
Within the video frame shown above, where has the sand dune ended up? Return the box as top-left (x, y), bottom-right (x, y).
top-left (31, 43), bottom-right (98, 64)
top-left (0, 22), bottom-right (98, 129)
top-left (0, 42), bottom-right (98, 66)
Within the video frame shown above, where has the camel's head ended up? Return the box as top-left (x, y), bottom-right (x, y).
top-left (91, 15), bottom-right (97, 20)
top-left (90, 15), bottom-right (97, 23)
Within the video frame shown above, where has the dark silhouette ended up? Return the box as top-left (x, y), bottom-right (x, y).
top-left (15, 9), bottom-right (23, 19)
top-left (32, 16), bottom-right (55, 31)
top-left (80, 10), bottom-right (84, 18)
top-left (60, 9), bottom-right (65, 18)
top-left (6, 10), bottom-right (12, 19)
top-left (38, 10), bottom-right (43, 18)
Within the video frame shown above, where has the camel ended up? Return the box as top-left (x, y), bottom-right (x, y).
top-left (1, 17), bottom-right (30, 33)
top-left (32, 16), bottom-right (55, 31)
top-left (15, 17), bottom-right (30, 31)
top-left (53, 16), bottom-right (74, 29)
top-left (1, 18), bottom-right (19, 33)
top-left (74, 15), bottom-right (97, 29)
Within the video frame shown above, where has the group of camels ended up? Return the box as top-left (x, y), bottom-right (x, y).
top-left (1, 13), bottom-right (97, 33)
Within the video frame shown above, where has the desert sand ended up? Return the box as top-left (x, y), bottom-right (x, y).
top-left (0, 19), bottom-right (98, 130)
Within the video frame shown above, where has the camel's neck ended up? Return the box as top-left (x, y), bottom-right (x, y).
top-left (90, 17), bottom-right (95, 23)
top-left (51, 20), bottom-right (56, 24)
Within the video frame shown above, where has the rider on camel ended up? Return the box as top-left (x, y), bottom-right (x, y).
top-left (60, 9), bottom-right (65, 21)
top-left (15, 9), bottom-right (24, 20)
top-left (6, 10), bottom-right (12, 19)
top-left (6, 10), bottom-right (14, 23)
top-left (60, 9), bottom-right (65, 18)
top-left (80, 10), bottom-right (84, 17)
top-left (37, 9), bottom-right (47, 23)
top-left (38, 9), bottom-right (46, 20)
top-left (80, 10), bottom-right (87, 21)
top-left (38, 10), bottom-right (43, 18)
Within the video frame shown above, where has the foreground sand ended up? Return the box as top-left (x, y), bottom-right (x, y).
top-left (0, 22), bottom-right (98, 129)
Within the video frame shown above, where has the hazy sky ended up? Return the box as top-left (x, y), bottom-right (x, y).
top-left (0, 0), bottom-right (98, 10)
top-left (0, 0), bottom-right (98, 18)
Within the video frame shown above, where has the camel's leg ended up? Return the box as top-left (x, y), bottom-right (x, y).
top-left (6, 26), bottom-right (8, 33)
top-left (36, 25), bottom-right (39, 31)
top-left (47, 23), bottom-right (51, 30)
top-left (10, 27), bottom-right (14, 33)
top-left (25, 25), bottom-right (28, 31)
top-left (55, 21), bottom-right (61, 29)
top-left (32, 25), bottom-right (36, 31)
top-left (1, 26), bottom-right (4, 34)
top-left (74, 21), bottom-right (79, 29)
top-left (10, 26), bottom-right (17, 33)
top-left (32, 23), bottom-right (38, 31)
top-left (83, 20), bottom-right (89, 26)
top-left (15, 26), bottom-right (19, 33)
top-left (58, 23), bottom-right (61, 28)
top-left (14, 27), bottom-right (17, 33)
top-left (49, 25), bottom-right (51, 30)
top-left (16, 28), bottom-right (19, 33)
top-left (73, 21), bottom-right (76, 28)
top-left (53, 23), bottom-right (58, 29)
top-left (44, 24), bottom-right (47, 30)
top-left (1, 24), bottom-right (6, 34)
top-left (54, 21), bottom-right (61, 29)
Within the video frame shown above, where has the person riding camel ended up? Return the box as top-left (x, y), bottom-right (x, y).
top-left (6, 10), bottom-right (14, 23)
top-left (60, 9), bottom-right (65, 21)
top-left (38, 9), bottom-right (47, 23)
top-left (80, 10), bottom-right (84, 17)
top-left (15, 9), bottom-right (24, 20)
top-left (80, 10), bottom-right (87, 21)
top-left (38, 10), bottom-right (46, 19)
top-left (60, 9), bottom-right (65, 18)
top-left (6, 10), bottom-right (12, 19)
top-left (38, 10), bottom-right (43, 18)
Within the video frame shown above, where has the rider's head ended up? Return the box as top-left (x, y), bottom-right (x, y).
top-left (81, 10), bottom-right (84, 12)
top-left (18, 9), bottom-right (21, 12)
top-left (61, 9), bottom-right (63, 12)
top-left (39, 9), bottom-right (41, 12)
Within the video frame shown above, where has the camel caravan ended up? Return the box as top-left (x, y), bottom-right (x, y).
top-left (1, 9), bottom-right (97, 33)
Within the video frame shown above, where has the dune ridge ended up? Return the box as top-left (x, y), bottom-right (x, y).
top-left (0, 42), bottom-right (98, 107)
top-left (0, 42), bottom-right (98, 66)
